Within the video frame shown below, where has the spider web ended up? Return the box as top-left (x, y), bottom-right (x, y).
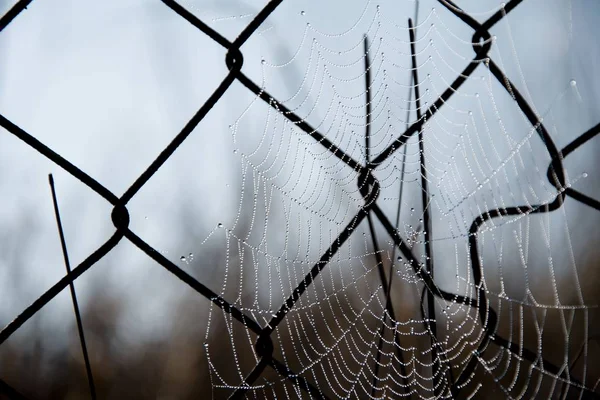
top-left (0, 0), bottom-right (598, 399)
top-left (185, 0), bottom-right (600, 398)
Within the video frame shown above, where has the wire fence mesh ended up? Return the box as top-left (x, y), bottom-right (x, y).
top-left (0, 0), bottom-right (599, 399)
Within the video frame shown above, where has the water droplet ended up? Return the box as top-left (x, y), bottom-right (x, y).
top-left (570, 79), bottom-right (577, 87)
top-left (261, 59), bottom-right (266, 64)
top-left (144, 216), bottom-right (148, 220)
top-left (582, 172), bottom-right (588, 178)
top-left (233, 149), bottom-right (237, 154)
top-left (475, 93), bottom-right (479, 98)
top-left (180, 256), bottom-right (186, 262)
top-left (397, 256), bottom-right (402, 262)
top-left (300, 10), bottom-right (305, 16)
top-left (410, 208), bottom-right (415, 213)
top-left (468, 111), bottom-right (473, 116)
top-left (217, 223), bottom-right (224, 228)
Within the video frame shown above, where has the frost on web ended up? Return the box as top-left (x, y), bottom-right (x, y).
top-left (186, 0), bottom-right (600, 398)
